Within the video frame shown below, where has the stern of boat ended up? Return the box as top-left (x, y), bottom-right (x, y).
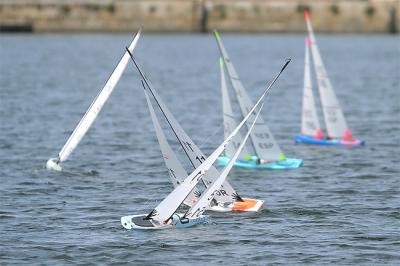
top-left (232, 198), bottom-right (264, 212)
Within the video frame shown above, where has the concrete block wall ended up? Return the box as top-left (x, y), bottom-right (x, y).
top-left (0, 0), bottom-right (398, 33)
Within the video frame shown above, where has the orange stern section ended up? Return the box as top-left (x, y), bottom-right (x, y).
top-left (232, 198), bottom-right (264, 212)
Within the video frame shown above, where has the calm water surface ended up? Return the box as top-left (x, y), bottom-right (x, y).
top-left (0, 33), bottom-right (399, 265)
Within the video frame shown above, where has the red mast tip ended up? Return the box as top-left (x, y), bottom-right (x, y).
top-left (304, 10), bottom-right (309, 19)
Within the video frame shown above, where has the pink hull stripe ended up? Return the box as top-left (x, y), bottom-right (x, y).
top-left (340, 139), bottom-right (363, 145)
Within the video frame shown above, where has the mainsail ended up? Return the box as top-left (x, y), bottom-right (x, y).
top-left (186, 101), bottom-right (265, 218)
top-left (54, 30), bottom-right (142, 165)
top-left (126, 49), bottom-right (240, 205)
top-left (301, 37), bottom-right (322, 138)
top-left (304, 11), bottom-right (351, 139)
top-left (143, 85), bottom-right (200, 206)
top-left (220, 57), bottom-right (251, 160)
top-left (214, 30), bottom-right (286, 162)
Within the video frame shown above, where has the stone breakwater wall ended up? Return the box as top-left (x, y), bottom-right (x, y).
top-left (0, 0), bottom-right (398, 33)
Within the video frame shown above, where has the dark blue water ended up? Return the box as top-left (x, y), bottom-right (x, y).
top-left (1, 33), bottom-right (399, 265)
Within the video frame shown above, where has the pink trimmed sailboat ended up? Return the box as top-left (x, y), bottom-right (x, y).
top-left (294, 11), bottom-right (364, 146)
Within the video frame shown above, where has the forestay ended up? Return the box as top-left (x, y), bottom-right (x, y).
top-left (186, 101), bottom-right (265, 218)
top-left (143, 86), bottom-right (200, 206)
top-left (57, 30), bottom-right (141, 163)
top-left (127, 50), bottom-right (239, 205)
top-left (305, 12), bottom-right (349, 139)
top-left (301, 37), bottom-right (321, 137)
top-left (214, 31), bottom-right (286, 162)
top-left (220, 57), bottom-right (251, 160)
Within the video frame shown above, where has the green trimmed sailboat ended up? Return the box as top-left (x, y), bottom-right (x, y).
top-left (214, 31), bottom-right (303, 169)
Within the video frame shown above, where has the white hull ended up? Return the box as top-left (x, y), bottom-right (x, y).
top-left (121, 213), bottom-right (209, 230)
top-left (46, 158), bottom-right (62, 172)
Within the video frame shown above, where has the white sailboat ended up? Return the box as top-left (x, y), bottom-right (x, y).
top-left (126, 49), bottom-right (265, 213)
top-left (46, 30), bottom-right (141, 171)
top-left (121, 50), bottom-right (290, 230)
top-left (294, 12), bottom-right (364, 146)
top-left (214, 31), bottom-right (303, 169)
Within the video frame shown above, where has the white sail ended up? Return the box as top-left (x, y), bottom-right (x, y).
top-left (186, 101), bottom-right (265, 218)
top-left (301, 37), bottom-right (322, 138)
top-left (143, 86), bottom-right (200, 206)
top-left (220, 57), bottom-right (251, 160)
top-left (136, 56), bottom-right (290, 223)
top-left (304, 12), bottom-right (350, 139)
top-left (128, 53), bottom-right (240, 205)
top-left (214, 31), bottom-right (286, 162)
top-left (56, 30), bottom-right (141, 163)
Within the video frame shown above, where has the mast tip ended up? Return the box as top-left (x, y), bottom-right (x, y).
top-left (304, 10), bottom-right (310, 19)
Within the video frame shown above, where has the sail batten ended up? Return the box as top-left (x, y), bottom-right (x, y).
top-left (57, 30), bottom-right (141, 163)
top-left (214, 31), bottom-right (285, 162)
top-left (305, 12), bottom-right (349, 139)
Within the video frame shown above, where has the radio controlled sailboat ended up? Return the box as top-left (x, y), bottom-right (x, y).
top-left (294, 12), bottom-right (364, 146)
top-left (214, 31), bottom-right (303, 169)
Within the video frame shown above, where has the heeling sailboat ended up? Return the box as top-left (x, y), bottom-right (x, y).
top-left (294, 11), bottom-right (364, 146)
top-left (214, 31), bottom-right (303, 169)
top-left (126, 49), bottom-right (264, 213)
top-left (46, 30), bottom-right (141, 171)
top-left (121, 55), bottom-right (290, 230)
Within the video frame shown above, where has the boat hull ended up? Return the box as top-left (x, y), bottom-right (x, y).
top-left (121, 213), bottom-right (209, 230)
top-left (46, 158), bottom-right (62, 171)
top-left (216, 156), bottom-right (303, 169)
top-left (294, 134), bottom-right (364, 146)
